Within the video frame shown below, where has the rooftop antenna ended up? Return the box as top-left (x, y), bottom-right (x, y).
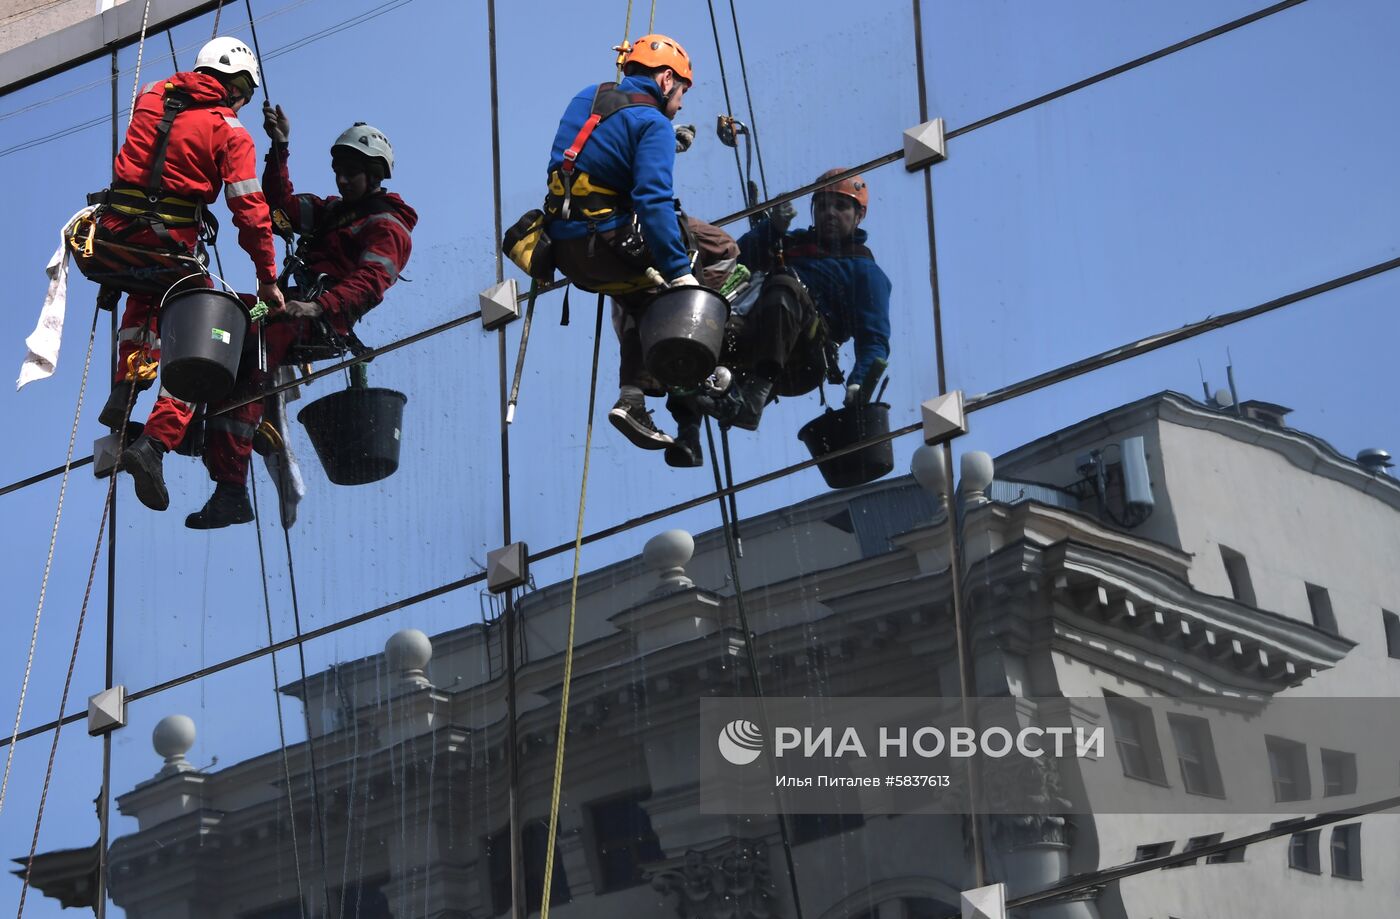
top-left (1197, 359), bottom-right (1211, 403)
top-left (1225, 348), bottom-right (1243, 416)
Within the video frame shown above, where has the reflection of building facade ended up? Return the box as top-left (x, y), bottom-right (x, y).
top-left (99, 392), bottom-right (1398, 919)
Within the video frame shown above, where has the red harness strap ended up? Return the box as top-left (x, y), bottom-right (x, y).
top-left (561, 114), bottom-right (603, 176)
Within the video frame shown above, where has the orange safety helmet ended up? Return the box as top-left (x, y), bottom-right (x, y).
top-left (814, 168), bottom-right (870, 210)
top-left (620, 33), bottom-right (694, 84)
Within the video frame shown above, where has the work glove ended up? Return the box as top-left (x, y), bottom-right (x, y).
top-left (262, 101), bottom-right (290, 143)
top-left (283, 299), bottom-right (323, 319)
top-left (256, 280), bottom-right (286, 313)
top-left (843, 383), bottom-right (862, 408)
top-left (768, 200), bottom-right (798, 234)
top-left (668, 273), bottom-right (700, 288)
top-left (674, 123), bottom-right (696, 153)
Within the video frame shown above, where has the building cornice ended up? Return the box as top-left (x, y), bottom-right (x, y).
top-left (996, 390), bottom-right (1400, 509)
top-left (966, 536), bottom-right (1353, 698)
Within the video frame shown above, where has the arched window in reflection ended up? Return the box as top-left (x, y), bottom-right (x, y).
top-left (586, 791), bottom-right (665, 892)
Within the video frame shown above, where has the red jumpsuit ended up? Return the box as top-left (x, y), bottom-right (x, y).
top-left (108, 72), bottom-right (278, 450)
top-left (200, 142), bottom-right (417, 486)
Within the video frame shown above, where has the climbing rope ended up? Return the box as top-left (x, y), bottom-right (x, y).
top-left (249, 471), bottom-right (309, 919)
top-left (126, 0), bottom-right (153, 126)
top-left (538, 293), bottom-right (605, 919)
top-left (280, 523), bottom-right (336, 917)
top-left (0, 309), bottom-right (101, 822)
top-left (703, 0), bottom-right (745, 193)
top-left (212, 0), bottom-right (226, 38)
top-left (725, 0), bottom-right (768, 198)
top-left (243, 0), bottom-right (271, 101)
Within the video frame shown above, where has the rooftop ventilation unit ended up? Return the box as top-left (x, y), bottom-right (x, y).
top-left (1357, 448), bottom-right (1394, 475)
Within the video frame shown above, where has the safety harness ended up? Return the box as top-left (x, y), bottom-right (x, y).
top-left (760, 233), bottom-right (878, 396)
top-left (68, 83), bottom-right (220, 295)
top-left (284, 192), bottom-right (404, 264)
top-left (274, 193), bottom-right (402, 364)
top-left (544, 82), bottom-right (662, 225)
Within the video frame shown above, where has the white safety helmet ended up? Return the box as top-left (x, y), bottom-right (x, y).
top-left (194, 36), bottom-right (261, 88)
top-left (331, 123), bottom-right (395, 179)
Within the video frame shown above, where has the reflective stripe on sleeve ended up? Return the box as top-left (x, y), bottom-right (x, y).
top-left (359, 251), bottom-right (400, 281)
top-left (224, 116), bottom-right (245, 130)
top-left (225, 178), bottom-right (261, 199)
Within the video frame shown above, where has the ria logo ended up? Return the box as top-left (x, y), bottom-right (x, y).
top-left (717, 719), bottom-right (764, 766)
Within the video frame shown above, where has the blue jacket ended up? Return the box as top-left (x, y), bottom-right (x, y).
top-left (545, 76), bottom-right (691, 281)
top-left (737, 218), bottom-right (893, 387)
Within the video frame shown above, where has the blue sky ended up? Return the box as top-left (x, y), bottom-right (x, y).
top-left (0, 0), bottom-right (1397, 914)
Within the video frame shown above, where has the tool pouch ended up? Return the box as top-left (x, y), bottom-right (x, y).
top-left (502, 208), bottom-right (555, 282)
top-left (66, 207), bottom-right (208, 296)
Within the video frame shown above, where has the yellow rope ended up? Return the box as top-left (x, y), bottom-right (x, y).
top-left (538, 294), bottom-right (605, 919)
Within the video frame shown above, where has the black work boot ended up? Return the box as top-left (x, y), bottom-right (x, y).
top-left (664, 423), bottom-right (704, 468)
top-left (607, 395), bottom-right (674, 450)
top-left (99, 379), bottom-right (151, 430)
top-left (117, 434), bottom-right (169, 511)
top-left (721, 376), bottom-right (774, 432)
top-left (185, 482), bottom-right (254, 530)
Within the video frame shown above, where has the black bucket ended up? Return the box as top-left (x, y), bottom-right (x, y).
top-left (797, 402), bottom-right (894, 489)
top-left (297, 386), bottom-right (408, 486)
top-left (639, 286), bottom-right (729, 389)
top-left (158, 288), bottom-right (249, 403)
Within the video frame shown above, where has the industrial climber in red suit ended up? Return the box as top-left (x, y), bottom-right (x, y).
top-left (176, 102), bottom-right (417, 529)
top-left (109, 37), bottom-right (284, 512)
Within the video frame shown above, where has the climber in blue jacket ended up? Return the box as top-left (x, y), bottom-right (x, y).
top-left (664, 169), bottom-right (892, 468)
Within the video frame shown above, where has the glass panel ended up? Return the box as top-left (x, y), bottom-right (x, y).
top-left (922, 0), bottom-right (1273, 128)
top-left (513, 501), bottom-right (809, 919)
top-left (0, 472), bottom-right (112, 735)
top-left (946, 286), bottom-right (1398, 892)
top-left (0, 729), bottom-right (105, 915)
top-left (111, 323), bottom-right (503, 690)
top-left (494, 2), bottom-right (942, 552)
top-left (716, 427), bottom-right (972, 912)
top-left (934, 0), bottom-right (1400, 395)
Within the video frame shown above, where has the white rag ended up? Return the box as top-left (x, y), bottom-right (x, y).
top-left (17, 207), bottom-right (96, 390)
